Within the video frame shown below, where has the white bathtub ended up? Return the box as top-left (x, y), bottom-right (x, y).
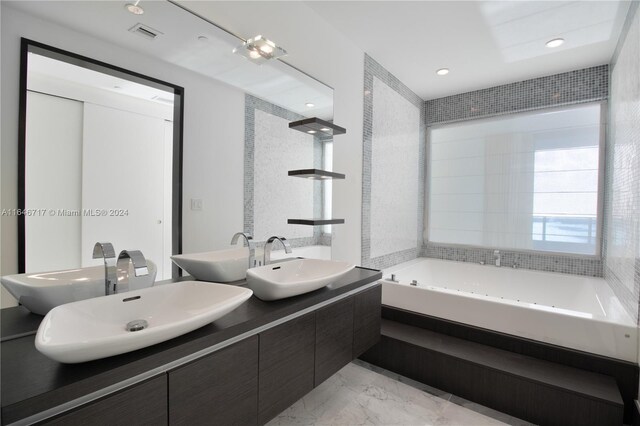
top-left (382, 258), bottom-right (638, 362)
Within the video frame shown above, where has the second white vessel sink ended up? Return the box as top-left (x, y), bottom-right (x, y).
top-left (35, 281), bottom-right (253, 363)
top-left (171, 247), bottom-right (249, 282)
top-left (246, 258), bottom-right (355, 301)
top-left (1, 261), bottom-right (158, 315)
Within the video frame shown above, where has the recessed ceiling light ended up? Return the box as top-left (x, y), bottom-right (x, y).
top-left (307, 130), bottom-right (317, 134)
top-left (320, 128), bottom-right (330, 132)
top-left (113, 85), bottom-right (122, 90)
top-left (436, 68), bottom-right (449, 76)
top-left (546, 38), bottom-right (565, 48)
top-left (197, 35), bottom-right (208, 42)
top-left (305, 102), bottom-right (315, 108)
top-left (125, 1), bottom-right (144, 15)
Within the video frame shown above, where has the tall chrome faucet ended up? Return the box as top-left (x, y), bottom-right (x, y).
top-left (231, 232), bottom-right (256, 268)
top-left (263, 236), bottom-right (292, 265)
top-left (115, 250), bottom-right (149, 294)
top-left (494, 250), bottom-right (501, 267)
top-left (93, 242), bottom-right (117, 296)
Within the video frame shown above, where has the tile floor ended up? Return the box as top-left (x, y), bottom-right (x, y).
top-left (267, 360), bottom-right (533, 426)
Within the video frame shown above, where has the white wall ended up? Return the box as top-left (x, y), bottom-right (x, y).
top-left (25, 92), bottom-right (83, 272)
top-left (81, 103), bottom-right (168, 277)
top-left (1, 5), bottom-right (247, 293)
top-left (179, 1), bottom-right (367, 265)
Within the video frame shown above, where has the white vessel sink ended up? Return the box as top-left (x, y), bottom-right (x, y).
top-left (1, 261), bottom-right (157, 315)
top-left (35, 281), bottom-right (253, 363)
top-left (246, 259), bottom-right (355, 301)
top-left (171, 247), bottom-right (249, 283)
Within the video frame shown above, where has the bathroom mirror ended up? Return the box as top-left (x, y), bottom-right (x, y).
top-left (20, 40), bottom-right (183, 280)
top-left (11, 0), bottom-right (333, 280)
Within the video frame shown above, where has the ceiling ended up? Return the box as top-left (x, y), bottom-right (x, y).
top-left (305, 1), bottom-right (630, 100)
top-left (8, 1), bottom-right (631, 104)
top-left (29, 53), bottom-right (174, 105)
top-left (6, 1), bottom-right (333, 118)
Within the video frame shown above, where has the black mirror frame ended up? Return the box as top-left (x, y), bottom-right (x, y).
top-left (17, 38), bottom-right (184, 277)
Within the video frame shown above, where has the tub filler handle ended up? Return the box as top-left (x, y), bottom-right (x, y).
top-left (387, 274), bottom-right (399, 283)
top-left (411, 280), bottom-right (418, 286)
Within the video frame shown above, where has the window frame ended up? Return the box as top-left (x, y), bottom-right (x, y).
top-left (424, 101), bottom-right (607, 259)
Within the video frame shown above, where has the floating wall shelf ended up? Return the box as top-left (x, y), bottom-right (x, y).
top-left (288, 169), bottom-right (345, 180)
top-left (289, 117), bottom-right (347, 136)
top-left (288, 218), bottom-right (345, 226)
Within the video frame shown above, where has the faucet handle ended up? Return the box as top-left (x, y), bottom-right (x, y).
top-left (93, 242), bottom-right (115, 259)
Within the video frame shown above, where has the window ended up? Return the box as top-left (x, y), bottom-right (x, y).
top-left (427, 103), bottom-right (603, 256)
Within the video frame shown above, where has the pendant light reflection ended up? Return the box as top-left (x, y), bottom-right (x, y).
top-left (233, 35), bottom-right (287, 65)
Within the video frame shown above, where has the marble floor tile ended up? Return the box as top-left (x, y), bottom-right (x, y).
top-left (267, 361), bottom-right (528, 426)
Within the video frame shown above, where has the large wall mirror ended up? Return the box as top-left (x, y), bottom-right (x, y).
top-left (20, 40), bottom-right (184, 280)
top-left (10, 0), bottom-right (334, 282)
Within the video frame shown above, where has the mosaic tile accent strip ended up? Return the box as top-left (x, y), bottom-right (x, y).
top-left (362, 54), bottom-right (425, 270)
top-left (422, 244), bottom-right (603, 277)
top-left (604, 2), bottom-right (640, 323)
top-left (244, 94), bottom-right (328, 246)
top-left (425, 65), bottom-right (609, 125)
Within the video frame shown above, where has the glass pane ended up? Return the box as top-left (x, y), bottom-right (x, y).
top-left (428, 103), bottom-right (601, 255)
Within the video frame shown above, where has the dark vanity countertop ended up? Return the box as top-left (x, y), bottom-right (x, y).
top-left (1, 306), bottom-right (44, 341)
top-left (0, 266), bottom-right (381, 424)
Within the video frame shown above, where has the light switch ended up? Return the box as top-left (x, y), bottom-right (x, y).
top-left (191, 198), bottom-right (203, 211)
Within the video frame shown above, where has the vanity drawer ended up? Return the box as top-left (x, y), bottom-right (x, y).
top-left (39, 375), bottom-right (167, 426)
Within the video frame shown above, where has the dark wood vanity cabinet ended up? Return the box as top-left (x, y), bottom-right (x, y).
top-left (258, 312), bottom-right (316, 425)
top-left (353, 284), bottom-right (382, 358)
top-left (314, 297), bottom-right (354, 386)
top-left (34, 284), bottom-right (381, 426)
top-left (168, 335), bottom-right (259, 426)
top-left (40, 375), bottom-right (167, 426)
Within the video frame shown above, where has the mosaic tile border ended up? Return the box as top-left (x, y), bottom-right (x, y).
top-left (361, 54), bottom-right (425, 269)
top-left (243, 94), bottom-right (330, 247)
top-left (603, 1), bottom-right (640, 323)
top-left (425, 65), bottom-right (609, 125)
top-left (422, 244), bottom-right (603, 277)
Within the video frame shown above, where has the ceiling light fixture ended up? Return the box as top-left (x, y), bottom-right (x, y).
top-left (546, 38), bottom-right (565, 48)
top-left (305, 102), bottom-right (315, 108)
top-left (436, 68), bottom-right (449, 76)
top-left (307, 130), bottom-right (317, 134)
top-left (233, 35), bottom-right (287, 65)
top-left (125, 0), bottom-right (144, 15)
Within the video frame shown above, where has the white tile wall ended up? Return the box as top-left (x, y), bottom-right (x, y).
top-left (370, 77), bottom-right (421, 258)
top-left (253, 109), bottom-right (315, 241)
top-left (605, 3), bottom-right (640, 323)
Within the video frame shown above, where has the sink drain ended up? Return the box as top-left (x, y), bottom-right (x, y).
top-left (126, 319), bottom-right (148, 332)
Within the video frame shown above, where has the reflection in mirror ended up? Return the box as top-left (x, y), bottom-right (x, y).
top-left (11, 0), bottom-right (334, 290)
top-left (22, 41), bottom-right (183, 281)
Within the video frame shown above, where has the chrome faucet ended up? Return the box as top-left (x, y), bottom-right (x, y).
top-left (93, 242), bottom-right (117, 296)
top-left (231, 232), bottom-right (256, 268)
top-left (263, 236), bottom-right (292, 265)
top-left (115, 250), bottom-right (149, 294)
top-left (494, 250), bottom-right (501, 267)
